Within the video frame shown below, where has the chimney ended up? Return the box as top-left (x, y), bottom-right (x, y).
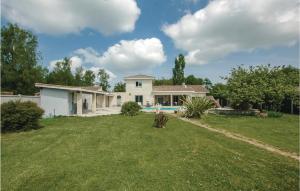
top-left (182, 83), bottom-right (187, 88)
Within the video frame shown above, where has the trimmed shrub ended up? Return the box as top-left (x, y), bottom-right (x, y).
top-left (267, 111), bottom-right (283, 118)
top-left (1, 100), bottom-right (44, 132)
top-left (121, 101), bottom-right (141, 116)
top-left (182, 97), bottom-right (214, 118)
top-left (153, 112), bottom-right (168, 128)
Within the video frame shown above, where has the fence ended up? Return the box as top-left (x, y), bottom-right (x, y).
top-left (1, 95), bottom-right (40, 106)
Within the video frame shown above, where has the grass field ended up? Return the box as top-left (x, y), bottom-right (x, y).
top-left (200, 114), bottom-right (299, 153)
top-left (2, 113), bottom-right (299, 190)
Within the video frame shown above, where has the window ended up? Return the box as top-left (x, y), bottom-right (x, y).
top-left (135, 95), bottom-right (143, 104)
top-left (135, 81), bottom-right (142, 87)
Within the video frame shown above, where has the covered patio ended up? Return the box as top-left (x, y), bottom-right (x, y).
top-left (154, 94), bottom-right (187, 106)
top-left (73, 92), bottom-right (113, 115)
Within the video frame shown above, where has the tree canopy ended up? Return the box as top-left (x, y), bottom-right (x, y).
top-left (113, 82), bottom-right (126, 92)
top-left (1, 23), bottom-right (46, 95)
top-left (98, 69), bottom-right (110, 91)
top-left (226, 65), bottom-right (299, 111)
top-left (172, 54), bottom-right (185, 85)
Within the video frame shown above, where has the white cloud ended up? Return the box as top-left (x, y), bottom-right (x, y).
top-left (49, 38), bottom-right (165, 81)
top-left (163, 0), bottom-right (299, 65)
top-left (3, 0), bottom-right (140, 35)
top-left (73, 38), bottom-right (166, 73)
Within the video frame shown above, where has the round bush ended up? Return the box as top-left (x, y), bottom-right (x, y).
top-left (1, 100), bottom-right (44, 132)
top-left (121, 101), bottom-right (141, 116)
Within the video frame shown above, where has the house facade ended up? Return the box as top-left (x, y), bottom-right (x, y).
top-left (111, 75), bottom-right (208, 107)
top-left (35, 74), bottom-right (209, 117)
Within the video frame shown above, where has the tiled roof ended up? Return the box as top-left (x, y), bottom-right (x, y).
top-left (152, 85), bottom-right (208, 93)
top-left (124, 74), bottom-right (155, 79)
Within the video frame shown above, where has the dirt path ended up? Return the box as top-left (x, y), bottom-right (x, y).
top-left (172, 115), bottom-right (300, 161)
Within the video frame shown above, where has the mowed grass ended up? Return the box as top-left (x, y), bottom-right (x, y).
top-left (2, 113), bottom-right (299, 190)
top-left (200, 114), bottom-right (299, 153)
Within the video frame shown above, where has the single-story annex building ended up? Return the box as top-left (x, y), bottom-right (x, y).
top-left (35, 74), bottom-right (210, 117)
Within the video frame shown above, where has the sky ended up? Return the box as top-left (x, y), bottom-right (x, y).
top-left (1, 0), bottom-right (299, 84)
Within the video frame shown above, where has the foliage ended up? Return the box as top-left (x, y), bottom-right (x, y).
top-left (185, 75), bottom-right (204, 85)
top-left (1, 23), bottom-right (46, 95)
top-left (226, 65), bottom-right (299, 111)
top-left (210, 83), bottom-right (228, 106)
top-left (153, 112), bottom-right (169, 128)
top-left (114, 82), bottom-right (126, 92)
top-left (46, 57), bottom-right (75, 86)
top-left (203, 78), bottom-right (213, 90)
top-left (121, 101), bottom-right (141, 116)
top-left (153, 78), bottom-right (173, 86)
top-left (1, 100), bottom-right (44, 132)
top-left (172, 54), bottom-right (185, 85)
top-left (82, 70), bottom-right (95, 86)
top-left (267, 111), bottom-right (283, 118)
top-left (98, 69), bottom-right (110, 91)
top-left (182, 97), bottom-right (214, 118)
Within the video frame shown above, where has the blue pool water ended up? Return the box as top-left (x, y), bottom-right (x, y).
top-left (143, 107), bottom-right (178, 111)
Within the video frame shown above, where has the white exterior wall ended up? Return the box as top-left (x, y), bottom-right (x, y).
top-left (125, 79), bottom-right (154, 106)
top-left (40, 88), bottom-right (71, 117)
top-left (110, 92), bottom-right (128, 106)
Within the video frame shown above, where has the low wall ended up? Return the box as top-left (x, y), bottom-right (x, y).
top-left (1, 95), bottom-right (40, 106)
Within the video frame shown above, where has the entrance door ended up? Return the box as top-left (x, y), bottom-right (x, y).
top-left (117, 95), bottom-right (121, 106)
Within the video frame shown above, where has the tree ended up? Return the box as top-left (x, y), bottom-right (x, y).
top-left (1, 23), bottom-right (46, 95)
top-left (225, 65), bottom-right (298, 111)
top-left (114, 82), bottom-right (126, 92)
top-left (82, 70), bottom-right (95, 86)
top-left (46, 57), bottom-right (75, 86)
top-left (98, 69), bottom-right (110, 91)
top-left (172, 54), bottom-right (185, 85)
top-left (210, 83), bottom-right (228, 106)
top-left (74, 67), bottom-right (84, 86)
top-left (185, 75), bottom-right (204, 85)
top-left (153, 78), bottom-right (173, 86)
top-left (203, 78), bottom-right (212, 90)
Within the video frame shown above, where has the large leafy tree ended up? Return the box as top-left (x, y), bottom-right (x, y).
top-left (74, 66), bottom-right (84, 86)
top-left (226, 65), bottom-right (299, 111)
top-left (210, 83), bottom-right (228, 106)
top-left (46, 58), bottom-right (75, 86)
top-left (1, 23), bottom-right (46, 95)
top-left (172, 54), bottom-right (185, 85)
top-left (185, 75), bottom-right (204, 85)
top-left (98, 69), bottom-right (110, 91)
top-left (113, 82), bottom-right (126, 92)
top-left (82, 70), bottom-right (95, 86)
top-left (153, 78), bottom-right (173, 86)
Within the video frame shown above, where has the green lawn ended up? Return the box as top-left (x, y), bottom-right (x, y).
top-left (200, 114), bottom-right (299, 153)
top-left (2, 113), bottom-right (299, 190)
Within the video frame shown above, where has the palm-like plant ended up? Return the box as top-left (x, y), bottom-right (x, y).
top-left (182, 97), bottom-right (214, 118)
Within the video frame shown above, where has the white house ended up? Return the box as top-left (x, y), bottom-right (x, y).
top-left (35, 74), bottom-right (209, 117)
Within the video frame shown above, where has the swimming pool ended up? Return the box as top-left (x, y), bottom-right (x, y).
top-left (142, 107), bottom-right (178, 111)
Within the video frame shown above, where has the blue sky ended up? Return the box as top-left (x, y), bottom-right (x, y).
top-left (2, 0), bottom-right (299, 84)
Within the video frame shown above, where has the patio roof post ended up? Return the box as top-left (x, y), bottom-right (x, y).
top-left (76, 91), bottom-right (82, 115)
top-left (92, 93), bottom-right (96, 113)
top-left (170, 94), bottom-right (173, 106)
